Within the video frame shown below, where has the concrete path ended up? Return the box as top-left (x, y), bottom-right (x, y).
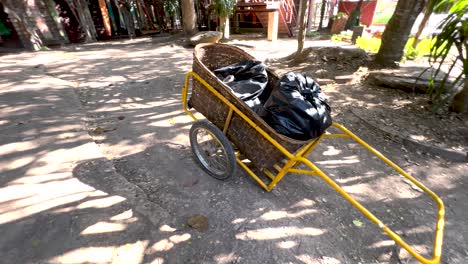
top-left (0, 52), bottom-right (171, 264)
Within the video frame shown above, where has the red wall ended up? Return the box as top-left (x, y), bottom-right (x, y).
top-left (338, 1), bottom-right (378, 27)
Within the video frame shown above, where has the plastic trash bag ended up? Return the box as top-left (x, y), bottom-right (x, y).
top-left (214, 60), bottom-right (268, 111)
top-left (259, 72), bottom-right (332, 141)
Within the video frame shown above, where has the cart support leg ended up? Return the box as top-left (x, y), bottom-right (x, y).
top-left (267, 158), bottom-right (297, 191)
top-left (291, 135), bottom-right (323, 170)
top-left (236, 158), bottom-right (269, 190)
top-left (297, 156), bottom-right (444, 264)
top-left (223, 109), bottom-right (234, 134)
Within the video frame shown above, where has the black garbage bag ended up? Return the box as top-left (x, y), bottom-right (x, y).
top-left (214, 60), bottom-right (268, 111)
top-left (259, 72), bottom-right (332, 141)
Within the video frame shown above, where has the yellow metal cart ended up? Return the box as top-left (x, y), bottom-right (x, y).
top-left (182, 44), bottom-right (445, 264)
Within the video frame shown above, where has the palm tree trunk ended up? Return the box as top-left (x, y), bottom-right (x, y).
top-left (374, 0), bottom-right (425, 67)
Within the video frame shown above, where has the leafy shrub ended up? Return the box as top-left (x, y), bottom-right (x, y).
top-left (404, 38), bottom-right (432, 59)
top-left (331, 31), bottom-right (353, 42)
top-left (355, 36), bottom-right (381, 53)
top-left (332, 12), bottom-right (348, 20)
top-left (355, 35), bottom-right (432, 59)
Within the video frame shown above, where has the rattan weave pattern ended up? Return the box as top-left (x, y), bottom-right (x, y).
top-left (190, 43), bottom-right (312, 169)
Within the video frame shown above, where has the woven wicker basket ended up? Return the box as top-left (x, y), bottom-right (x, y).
top-left (190, 43), bottom-right (312, 169)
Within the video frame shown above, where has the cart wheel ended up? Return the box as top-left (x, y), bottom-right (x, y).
top-left (190, 120), bottom-right (236, 180)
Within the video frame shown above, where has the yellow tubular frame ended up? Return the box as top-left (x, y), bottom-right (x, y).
top-left (182, 71), bottom-right (445, 264)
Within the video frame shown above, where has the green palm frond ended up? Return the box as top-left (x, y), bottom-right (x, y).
top-left (213, 0), bottom-right (236, 18)
top-left (428, 0), bottom-right (467, 107)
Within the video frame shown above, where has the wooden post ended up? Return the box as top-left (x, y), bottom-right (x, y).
top-left (267, 11), bottom-right (278, 41)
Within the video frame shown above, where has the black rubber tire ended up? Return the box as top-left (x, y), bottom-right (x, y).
top-left (189, 120), bottom-right (236, 180)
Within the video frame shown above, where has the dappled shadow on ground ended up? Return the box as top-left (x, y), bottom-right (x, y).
top-left (262, 44), bottom-right (467, 154)
top-left (0, 39), bottom-right (191, 263)
top-left (1, 39), bottom-right (466, 264)
top-left (67, 126), bottom-right (467, 264)
top-left (0, 70), bottom-right (139, 263)
top-left (267, 46), bottom-right (371, 80)
top-left (323, 82), bottom-right (468, 154)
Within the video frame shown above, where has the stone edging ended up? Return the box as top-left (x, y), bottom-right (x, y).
top-left (349, 109), bottom-right (467, 162)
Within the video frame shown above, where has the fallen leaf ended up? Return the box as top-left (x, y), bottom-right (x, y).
top-left (353, 220), bottom-right (363, 227)
top-left (94, 127), bottom-right (105, 134)
top-left (31, 239), bottom-right (40, 248)
top-left (187, 214), bottom-right (209, 232)
top-left (93, 126), bottom-right (117, 134)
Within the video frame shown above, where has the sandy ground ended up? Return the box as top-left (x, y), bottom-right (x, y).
top-left (0, 35), bottom-right (467, 264)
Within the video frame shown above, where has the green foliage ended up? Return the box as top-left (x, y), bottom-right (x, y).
top-left (404, 37), bottom-right (432, 59)
top-left (432, 0), bottom-right (454, 13)
top-left (306, 31), bottom-right (321, 37)
top-left (355, 35), bottom-right (381, 53)
top-left (331, 34), bottom-right (343, 42)
top-left (164, 0), bottom-right (180, 18)
top-left (213, 0), bottom-right (236, 18)
top-left (355, 35), bottom-right (432, 59)
top-left (331, 31), bottom-right (352, 42)
top-left (427, 0), bottom-right (467, 105)
top-left (372, 12), bottom-right (393, 24)
top-left (332, 12), bottom-right (348, 20)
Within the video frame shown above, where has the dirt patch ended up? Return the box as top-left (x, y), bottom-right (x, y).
top-left (267, 46), bottom-right (371, 80)
top-left (265, 49), bottom-right (468, 156)
top-left (351, 92), bottom-right (468, 153)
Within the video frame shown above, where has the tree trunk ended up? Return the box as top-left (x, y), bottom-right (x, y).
top-left (181, 0), bottom-right (197, 36)
top-left (344, 0), bottom-right (363, 30)
top-left (325, 0), bottom-right (335, 30)
top-left (136, 0), bottom-right (148, 30)
top-left (220, 16), bottom-right (230, 39)
top-left (69, 0), bottom-right (97, 42)
top-left (1, 0), bottom-right (43, 50)
top-left (449, 80), bottom-right (468, 113)
top-left (412, 5), bottom-right (432, 48)
top-left (307, 0), bottom-right (315, 32)
top-left (374, 0), bottom-right (425, 67)
top-left (119, 1), bottom-right (135, 39)
top-left (295, 0), bottom-right (308, 59)
top-left (318, 0), bottom-right (326, 30)
top-left (44, 0), bottom-right (69, 44)
top-left (98, 0), bottom-right (112, 37)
